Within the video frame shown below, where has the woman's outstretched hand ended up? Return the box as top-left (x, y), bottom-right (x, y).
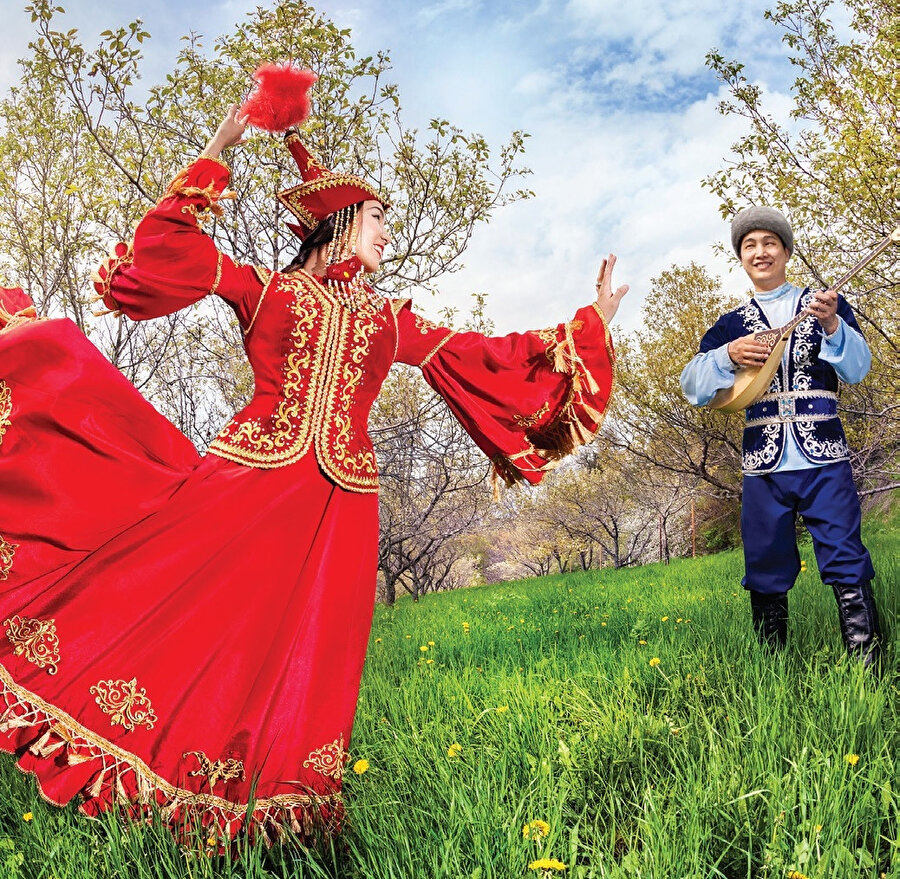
top-left (594, 254), bottom-right (629, 324)
top-left (201, 105), bottom-right (249, 159)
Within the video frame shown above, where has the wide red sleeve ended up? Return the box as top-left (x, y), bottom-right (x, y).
top-left (91, 157), bottom-right (265, 329)
top-left (393, 300), bottom-right (616, 487)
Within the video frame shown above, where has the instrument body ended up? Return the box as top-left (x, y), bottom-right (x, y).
top-left (709, 227), bottom-right (899, 413)
top-left (710, 311), bottom-right (807, 413)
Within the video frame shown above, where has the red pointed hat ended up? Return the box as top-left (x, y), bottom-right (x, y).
top-left (276, 133), bottom-right (386, 239)
top-left (239, 62), bottom-right (387, 240)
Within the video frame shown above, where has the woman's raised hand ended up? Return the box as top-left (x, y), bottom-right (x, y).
top-left (201, 105), bottom-right (250, 159)
top-left (594, 254), bottom-right (629, 324)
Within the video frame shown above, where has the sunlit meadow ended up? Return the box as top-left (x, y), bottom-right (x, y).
top-left (1, 520), bottom-right (896, 878)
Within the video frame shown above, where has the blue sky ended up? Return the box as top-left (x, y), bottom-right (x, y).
top-left (0, 0), bottom-right (839, 332)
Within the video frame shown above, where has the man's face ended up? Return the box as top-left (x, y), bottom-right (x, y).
top-left (739, 229), bottom-right (789, 291)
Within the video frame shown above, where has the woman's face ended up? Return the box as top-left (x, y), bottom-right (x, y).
top-left (355, 200), bottom-right (390, 273)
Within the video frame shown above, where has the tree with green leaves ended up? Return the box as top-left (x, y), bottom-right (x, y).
top-left (705, 0), bottom-right (897, 497)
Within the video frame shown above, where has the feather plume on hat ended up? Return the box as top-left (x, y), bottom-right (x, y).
top-left (239, 63), bottom-right (317, 132)
top-left (242, 61), bottom-right (387, 239)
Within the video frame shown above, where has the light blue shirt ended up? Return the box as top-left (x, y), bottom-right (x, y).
top-left (680, 283), bottom-right (871, 471)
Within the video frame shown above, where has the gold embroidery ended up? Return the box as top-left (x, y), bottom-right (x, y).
top-left (0, 534), bottom-right (17, 581)
top-left (0, 304), bottom-right (39, 334)
top-left (536, 326), bottom-right (558, 349)
top-left (3, 615), bottom-right (59, 675)
top-left (390, 297), bottom-right (411, 316)
top-left (419, 330), bottom-right (456, 367)
top-left (90, 678), bottom-right (157, 732)
top-left (0, 380), bottom-right (11, 445)
top-left (163, 167), bottom-right (235, 218)
top-left (326, 308), bottom-right (380, 478)
top-left (252, 265), bottom-right (273, 286)
top-left (183, 750), bottom-right (245, 788)
top-left (0, 664), bottom-right (340, 840)
top-left (514, 402), bottom-right (550, 429)
top-left (245, 268), bottom-right (274, 334)
top-left (209, 251), bottom-right (224, 297)
top-left (90, 242), bottom-right (133, 316)
top-left (303, 735), bottom-right (349, 780)
top-left (413, 312), bottom-right (442, 335)
top-left (207, 271), bottom-right (390, 490)
top-left (277, 174), bottom-right (385, 230)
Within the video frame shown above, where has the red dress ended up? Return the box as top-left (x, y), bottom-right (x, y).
top-left (0, 158), bottom-right (615, 840)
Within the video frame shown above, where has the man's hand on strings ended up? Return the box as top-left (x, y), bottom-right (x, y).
top-left (806, 288), bottom-right (839, 335)
top-left (727, 334), bottom-right (772, 367)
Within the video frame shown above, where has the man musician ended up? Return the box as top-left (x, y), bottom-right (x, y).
top-left (681, 207), bottom-right (881, 667)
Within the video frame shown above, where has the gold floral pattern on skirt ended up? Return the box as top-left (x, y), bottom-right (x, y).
top-left (3, 615), bottom-right (60, 674)
top-left (0, 380), bottom-right (11, 446)
top-left (514, 401), bottom-right (550, 429)
top-left (90, 678), bottom-right (158, 731)
top-left (302, 735), bottom-right (348, 779)
top-left (183, 750), bottom-right (246, 789)
top-left (0, 534), bottom-right (17, 581)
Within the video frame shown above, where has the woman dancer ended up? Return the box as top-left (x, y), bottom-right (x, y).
top-left (0, 98), bottom-right (626, 841)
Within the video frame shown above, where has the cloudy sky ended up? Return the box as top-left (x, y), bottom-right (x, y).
top-left (0, 0), bottom-right (841, 333)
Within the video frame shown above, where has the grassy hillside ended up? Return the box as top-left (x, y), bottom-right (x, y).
top-left (1, 525), bottom-right (896, 878)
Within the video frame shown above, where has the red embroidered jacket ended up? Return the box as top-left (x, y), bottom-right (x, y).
top-left (94, 158), bottom-right (616, 493)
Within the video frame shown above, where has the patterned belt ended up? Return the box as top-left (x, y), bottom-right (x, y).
top-left (746, 390), bottom-right (838, 426)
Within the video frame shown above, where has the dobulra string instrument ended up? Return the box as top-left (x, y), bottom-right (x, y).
top-left (710, 227), bottom-right (899, 413)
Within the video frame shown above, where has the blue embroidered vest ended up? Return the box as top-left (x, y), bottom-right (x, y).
top-left (704, 290), bottom-right (853, 475)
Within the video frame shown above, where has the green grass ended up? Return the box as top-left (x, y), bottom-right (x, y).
top-left (1, 524), bottom-right (896, 878)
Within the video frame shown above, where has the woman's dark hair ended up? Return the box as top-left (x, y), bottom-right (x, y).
top-left (282, 201), bottom-right (365, 273)
top-left (282, 213), bottom-right (336, 273)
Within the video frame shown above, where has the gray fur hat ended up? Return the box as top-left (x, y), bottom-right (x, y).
top-left (731, 207), bottom-right (793, 256)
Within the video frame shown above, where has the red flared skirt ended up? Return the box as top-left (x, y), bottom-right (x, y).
top-left (0, 318), bottom-right (378, 841)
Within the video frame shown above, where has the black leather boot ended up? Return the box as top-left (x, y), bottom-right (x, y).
top-left (832, 583), bottom-right (882, 670)
top-left (750, 590), bottom-right (788, 650)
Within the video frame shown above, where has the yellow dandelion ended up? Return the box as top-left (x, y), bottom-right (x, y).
top-left (22, 811), bottom-right (33, 822)
top-left (420, 645), bottom-right (428, 652)
top-left (352, 759), bottom-right (369, 775)
top-left (497, 705), bottom-right (509, 713)
top-left (638, 639), bottom-right (647, 645)
top-left (447, 742), bottom-right (462, 758)
top-left (428, 640), bottom-right (435, 646)
top-left (844, 753), bottom-right (859, 766)
top-left (426, 659), bottom-right (434, 664)
top-left (405, 634), bottom-right (412, 639)
top-left (528, 857), bottom-right (566, 871)
top-left (814, 824), bottom-right (823, 833)
top-left (649, 657), bottom-right (661, 667)
top-left (677, 618), bottom-right (683, 623)
top-left (601, 622), bottom-right (607, 627)
top-left (787, 872), bottom-right (809, 879)
top-left (661, 616), bottom-right (669, 622)
top-left (522, 819), bottom-right (551, 839)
